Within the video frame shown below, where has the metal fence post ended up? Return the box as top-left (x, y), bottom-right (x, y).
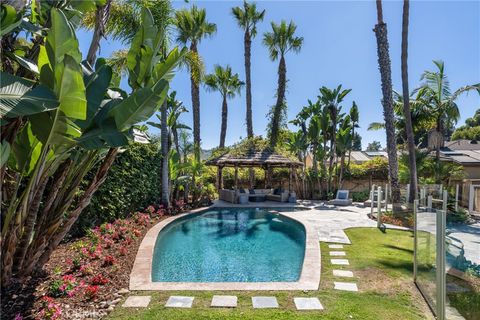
top-left (436, 208), bottom-right (446, 320)
top-left (377, 186), bottom-right (382, 228)
top-left (413, 199), bottom-right (418, 281)
top-left (427, 195), bottom-right (432, 211)
top-left (406, 183), bottom-right (410, 204)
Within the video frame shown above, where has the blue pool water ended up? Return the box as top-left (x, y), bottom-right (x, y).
top-left (151, 208), bottom-right (306, 282)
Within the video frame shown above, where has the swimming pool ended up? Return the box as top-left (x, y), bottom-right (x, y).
top-left (151, 207), bottom-right (306, 282)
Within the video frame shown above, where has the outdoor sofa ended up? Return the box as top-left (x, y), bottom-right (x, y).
top-left (219, 188), bottom-right (290, 203)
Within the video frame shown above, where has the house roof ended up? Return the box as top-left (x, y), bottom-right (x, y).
top-left (444, 139), bottom-right (480, 150)
top-left (349, 150), bottom-right (388, 163)
top-left (205, 150), bottom-right (303, 168)
top-left (440, 149), bottom-right (480, 165)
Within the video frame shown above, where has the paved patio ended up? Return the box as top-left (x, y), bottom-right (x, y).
top-left (212, 199), bottom-right (407, 244)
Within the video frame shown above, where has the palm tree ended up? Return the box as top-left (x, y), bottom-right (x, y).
top-left (416, 61), bottom-right (480, 182)
top-left (401, 0), bottom-right (417, 204)
top-left (318, 85), bottom-right (351, 195)
top-left (175, 5), bottom-right (217, 161)
top-left (373, 0), bottom-right (401, 209)
top-left (263, 20), bottom-right (303, 149)
top-left (347, 101), bottom-right (359, 168)
top-left (232, 1), bottom-right (265, 138)
top-left (204, 65), bottom-right (245, 148)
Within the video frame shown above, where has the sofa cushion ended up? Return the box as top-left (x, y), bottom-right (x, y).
top-left (337, 190), bottom-right (348, 200)
top-left (249, 188), bottom-right (255, 195)
top-left (239, 188), bottom-right (246, 193)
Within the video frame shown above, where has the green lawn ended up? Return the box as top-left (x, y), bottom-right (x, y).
top-left (109, 228), bottom-right (432, 320)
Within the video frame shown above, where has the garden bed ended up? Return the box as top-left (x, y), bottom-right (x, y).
top-left (1, 203), bottom-right (189, 320)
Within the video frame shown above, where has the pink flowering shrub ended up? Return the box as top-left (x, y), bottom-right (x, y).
top-left (84, 285), bottom-right (99, 300)
top-left (102, 255), bottom-right (116, 267)
top-left (79, 264), bottom-right (94, 277)
top-left (37, 297), bottom-right (62, 320)
top-left (90, 274), bottom-right (109, 285)
top-left (48, 275), bottom-right (81, 297)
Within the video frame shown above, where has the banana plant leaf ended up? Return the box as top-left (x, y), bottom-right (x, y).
top-left (0, 4), bottom-right (22, 37)
top-left (0, 140), bottom-right (10, 167)
top-left (11, 122), bottom-right (43, 175)
top-left (0, 72), bottom-right (58, 118)
top-left (109, 79), bottom-right (169, 132)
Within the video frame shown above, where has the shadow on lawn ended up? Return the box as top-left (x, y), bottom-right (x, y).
top-left (378, 260), bottom-right (414, 274)
top-left (382, 244), bottom-right (414, 254)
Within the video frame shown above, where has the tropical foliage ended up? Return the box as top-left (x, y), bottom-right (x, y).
top-left (263, 20), bottom-right (303, 148)
top-left (0, 2), bottom-right (184, 287)
top-left (204, 65), bottom-right (244, 148)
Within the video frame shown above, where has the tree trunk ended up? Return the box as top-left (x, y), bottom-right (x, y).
top-left (190, 42), bottom-right (201, 161)
top-left (401, 0), bottom-right (417, 204)
top-left (13, 173), bottom-right (49, 273)
top-left (244, 31), bottom-right (253, 138)
top-left (219, 95), bottom-right (228, 148)
top-left (244, 31), bottom-right (256, 187)
top-left (86, 0), bottom-right (111, 66)
top-left (374, 0), bottom-right (402, 211)
top-left (35, 148), bottom-right (118, 269)
top-left (161, 100), bottom-right (170, 208)
top-left (270, 55), bottom-right (287, 149)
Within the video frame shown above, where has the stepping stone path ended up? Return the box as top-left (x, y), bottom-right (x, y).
top-left (333, 270), bottom-right (354, 278)
top-left (165, 296), bottom-right (194, 308)
top-left (331, 259), bottom-right (349, 265)
top-left (211, 295), bottom-right (237, 308)
top-left (252, 296), bottom-right (279, 309)
top-left (329, 251), bottom-right (346, 256)
top-left (328, 244), bottom-right (344, 249)
top-left (122, 296), bottom-right (151, 308)
top-left (334, 282), bottom-right (358, 292)
top-left (294, 297), bottom-right (324, 310)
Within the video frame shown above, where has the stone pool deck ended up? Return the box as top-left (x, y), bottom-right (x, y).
top-left (212, 199), bottom-right (408, 244)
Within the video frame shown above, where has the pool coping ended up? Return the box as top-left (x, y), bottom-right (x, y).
top-left (129, 206), bottom-right (321, 291)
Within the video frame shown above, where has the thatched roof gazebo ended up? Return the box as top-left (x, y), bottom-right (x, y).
top-left (205, 149), bottom-right (303, 191)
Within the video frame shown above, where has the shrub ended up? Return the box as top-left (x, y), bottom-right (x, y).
top-left (84, 285), bottom-right (99, 300)
top-left (102, 255), bottom-right (116, 267)
top-left (38, 297), bottom-right (62, 320)
top-left (48, 275), bottom-right (80, 298)
top-left (447, 208), bottom-right (471, 224)
top-left (91, 274), bottom-right (109, 285)
top-left (72, 141), bottom-right (162, 236)
top-left (351, 190), bottom-right (370, 202)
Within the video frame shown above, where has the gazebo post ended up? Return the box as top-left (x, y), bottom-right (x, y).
top-left (234, 165), bottom-right (238, 190)
top-left (216, 166), bottom-right (224, 191)
top-left (289, 165), bottom-right (292, 192)
top-left (264, 165), bottom-right (268, 188)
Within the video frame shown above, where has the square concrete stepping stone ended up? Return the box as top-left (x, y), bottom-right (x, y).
top-left (252, 296), bottom-right (279, 308)
top-left (328, 244), bottom-right (344, 249)
top-left (333, 270), bottom-right (354, 278)
top-left (334, 282), bottom-right (358, 292)
top-left (294, 297), bottom-right (324, 310)
top-left (165, 296), bottom-right (194, 308)
top-left (211, 295), bottom-right (237, 308)
top-left (329, 251), bottom-right (346, 256)
top-left (331, 259), bottom-right (349, 265)
top-left (122, 296), bottom-right (151, 308)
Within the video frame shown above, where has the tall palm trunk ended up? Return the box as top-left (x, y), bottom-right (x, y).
top-left (374, 0), bottom-right (401, 211)
top-left (327, 117), bottom-right (337, 196)
top-left (270, 55), bottom-right (286, 149)
top-left (401, 0), bottom-right (417, 204)
top-left (219, 95), bottom-right (228, 148)
top-left (244, 30), bottom-right (253, 138)
top-left (190, 42), bottom-right (201, 161)
top-left (86, 0), bottom-right (111, 66)
top-left (244, 30), bottom-right (255, 187)
top-left (160, 100), bottom-right (170, 208)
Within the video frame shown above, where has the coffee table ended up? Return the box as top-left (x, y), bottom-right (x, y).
top-left (249, 194), bottom-right (266, 202)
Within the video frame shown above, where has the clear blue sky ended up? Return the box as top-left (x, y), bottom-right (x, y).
top-left (77, 0), bottom-right (480, 150)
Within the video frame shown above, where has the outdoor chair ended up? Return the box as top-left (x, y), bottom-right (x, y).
top-left (328, 190), bottom-right (353, 206)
